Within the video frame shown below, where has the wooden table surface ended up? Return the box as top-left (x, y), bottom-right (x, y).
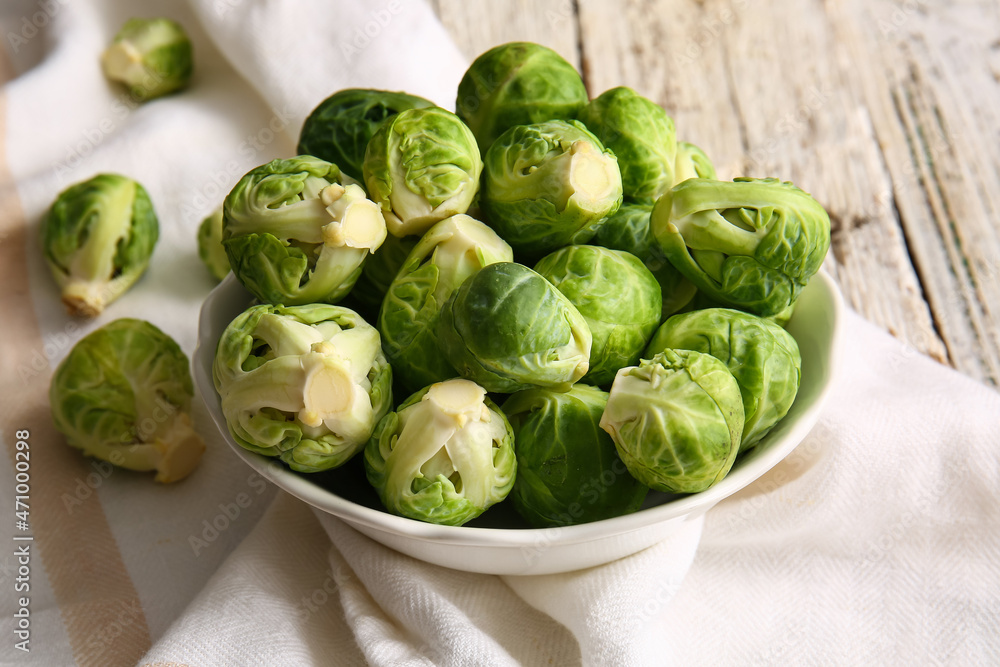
top-left (432, 0), bottom-right (1000, 387)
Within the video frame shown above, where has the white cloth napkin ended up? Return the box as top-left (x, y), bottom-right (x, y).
top-left (1, 0), bottom-right (997, 665)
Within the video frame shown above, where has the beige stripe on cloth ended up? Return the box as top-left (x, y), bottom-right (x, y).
top-left (0, 60), bottom-right (152, 666)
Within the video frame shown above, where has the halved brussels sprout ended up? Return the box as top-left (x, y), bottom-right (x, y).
top-left (534, 245), bottom-right (660, 386)
top-left (456, 41), bottom-right (588, 152)
top-left (578, 87), bottom-right (677, 202)
top-left (363, 106), bottom-right (482, 238)
top-left (651, 177), bottom-right (831, 317)
top-left (298, 88), bottom-right (434, 180)
top-left (223, 156), bottom-right (387, 306)
top-left (600, 350), bottom-right (744, 494)
top-left (673, 141), bottom-right (717, 185)
top-left (481, 120), bottom-right (623, 257)
top-left (41, 173), bottom-right (158, 317)
top-left (437, 262), bottom-right (592, 393)
top-left (213, 303), bottom-right (392, 473)
top-left (197, 206), bottom-right (229, 282)
top-left (592, 201), bottom-right (697, 318)
top-left (365, 378), bottom-right (515, 526)
top-left (50, 319), bottom-right (205, 483)
top-left (645, 308), bottom-right (800, 451)
top-left (503, 384), bottom-right (647, 527)
top-left (379, 214), bottom-right (513, 393)
top-left (101, 18), bottom-right (192, 101)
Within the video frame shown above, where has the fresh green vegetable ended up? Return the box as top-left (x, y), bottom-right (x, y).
top-left (379, 214), bottom-right (513, 393)
top-left (437, 262), bottom-right (592, 393)
top-left (455, 41), bottom-right (588, 152)
top-left (49, 319), bottom-right (204, 482)
top-left (592, 201), bottom-right (697, 318)
top-left (363, 106), bottom-right (482, 238)
top-left (503, 384), bottom-right (647, 527)
top-left (578, 87), bottom-right (677, 202)
top-left (481, 120), bottom-right (623, 256)
top-left (534, 245), bottom-right (660, 386)
top-left (223, 156), bottom-right (386, 306)
top-left (213, 303), bottom-right (392, 473)
top-left (343, 233), bottom-right (419, 319)
top-left (651, 177), bottom-right (831, 317)
top-left (600, 350), bottom-right (744, 493)
top-left (41, 173), bottom-right (158, 317)
top-left (101, 18), bottom-right (192, 101)
top-left (197, 206), bottom-right (229, 282)
top-left (673, 141), bottom-right (717, 184)
top-left (645, 308), bottom-right (800, 451)
top-left (365, 378), bottom-right (516, 526)
top-left (297, 89), bottom-right (434, 180)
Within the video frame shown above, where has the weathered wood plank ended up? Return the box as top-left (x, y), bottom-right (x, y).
top-left (431, 0), bottom-right (581, 71)
top-left (831, 0), bottom-right (1000, 385)
top-left (575, 0), bottom-right (953, 368)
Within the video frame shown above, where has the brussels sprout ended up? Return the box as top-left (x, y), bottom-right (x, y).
top-left (342, 233), bottom-right (419, 319)
top-left (101, 18), bottom-right (192, 101)
top-left (213, 303), bottom-right (392, 473)
top-left (298, 89), bottom-right (434, 180)
top-left (223, 156), bottom-right (386, 306)
top-left (481, 120), bottom-right (623, 256)
top-left (456, 41), bottom-right (588, 152)
top-left (651, 177), bottom-right (831, 317)
top-left (503, 384), bottom-right (647, 527)
top-left (379, 214), bottom-right (513, 393)
top-left (437, 262), bottom-right (592, 393)
top-left (363, 106), bottom-right (482, 238)
top-left (41, 173), bottom-right (158, 317)
top-left (578, 87), bottom-right (677, 202)
top-left (592, 201), bottom-right (697, 318)
top-left (197, 206), bottom-right (229, 282)
top-left (49, 319), bottom-right (205, 483)
top-left (673, 141), bottom-right (717, 184)
top-left (600, 350), bottom-right (744, 494)
top-left (365, 379), bottom-right (515, 526)
top-left (645, 308), bottom-right (800, 451)
top-left (534, 246), bottom-right (660, 386)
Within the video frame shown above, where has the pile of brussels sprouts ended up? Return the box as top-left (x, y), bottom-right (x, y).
top-left (206, 41), bottom-right (830, 528)
top-left (43, 33), bottom-right (830, 520)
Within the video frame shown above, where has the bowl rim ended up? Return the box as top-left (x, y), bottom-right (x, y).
top-left (194, 270), bottom-right (843, 548)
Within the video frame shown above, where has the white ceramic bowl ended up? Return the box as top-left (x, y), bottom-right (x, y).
top-left (193, 271), bottom-right (843, 575)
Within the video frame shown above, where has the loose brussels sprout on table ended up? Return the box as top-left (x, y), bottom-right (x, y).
top-left (378, 214), bottom-right (513, 394)
top-left (578, 86), bottom-right (677, 202)
top-left (197, 206), bottom-right (229, 282)
top-left (646, 308), bottom-right (801, 451)
top-left (365, 378), bottom-right (516, 526)
top-left (534, 245), bottom-right (661, 386)
top-left (298, 88), bottom-right (434, 181)
top-left (50, 319), bottom-right (205, 483)
top-left (504, 384), bottom-right (647, 528)
top-left (456, 41), bottom-right (588, 152)
top-left (437, 262), bottom-right (592, 393)
top-left (213, 303), bottom-right (392, 473)
top-left (101, 18), bottom-right (192, 101)
top-left (223, 156), bottom-right (387, 306)
top-left (651, 177), bottom-right (831, 317)
top-left (41, 173), bottom-right (158, 317)
top-left (600, 350), bottom-right (745, 494)
top-left (363, 106), bottom-right (482, 238)
top-left (591, 201), bottom-right (698, 319)
top-left (481, 120), bottom-right (623, 257)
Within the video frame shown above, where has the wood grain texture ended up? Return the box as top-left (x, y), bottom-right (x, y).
top-left (433, 0), bottom-right (1000, 385)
